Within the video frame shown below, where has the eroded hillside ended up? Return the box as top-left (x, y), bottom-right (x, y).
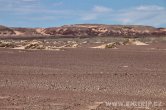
top-left (0, 24), bottom-right (166, 38)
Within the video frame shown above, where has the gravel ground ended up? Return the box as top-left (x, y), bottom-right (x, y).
top-left (0, 42), bottom-right (166, 110)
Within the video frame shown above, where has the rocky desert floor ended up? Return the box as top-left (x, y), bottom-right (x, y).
top-left (0, 38), bottom-right (166, 110)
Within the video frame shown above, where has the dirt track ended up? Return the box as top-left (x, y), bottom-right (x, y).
top-left (0, 43), bottom-right (166, 110)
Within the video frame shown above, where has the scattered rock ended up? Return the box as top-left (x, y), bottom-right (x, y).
top-left (24, 40), bottom-right (45, 50)
top-left (123, 39), bottom-right (148, 45)
top-left (60, 41), bottom-right (79, 48)
top-left (0, 41), bottom-right (16, 48)
top-left (0, 39), bottom-right (148, 50)
top-left (91, 39), bottom-right (147, 49)
top-left (105, 42), bottom-right (123, 48)
top-left (92, 42), bottom-right (123, 49)
top-left (91, 44), bottom-right (107, 49)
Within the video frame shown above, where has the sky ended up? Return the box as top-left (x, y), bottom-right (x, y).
top-left (0, 0), bottom-right (166, 28)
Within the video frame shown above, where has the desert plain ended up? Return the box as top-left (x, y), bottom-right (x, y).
top-left (0, 24), bottom-right (166, 110)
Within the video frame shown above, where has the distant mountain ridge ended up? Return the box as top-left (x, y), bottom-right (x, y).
top-left (0, 24), bottom-right (166, 38)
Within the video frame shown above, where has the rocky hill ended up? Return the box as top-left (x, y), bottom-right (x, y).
top-left (0, 24), bottom-right (166, 38)
top-left (0, 25), bottom-right (15, 36)
top-left (12, 28), bottom-right (42, 36)
top-left (44, 24), bottom-right (166, 37)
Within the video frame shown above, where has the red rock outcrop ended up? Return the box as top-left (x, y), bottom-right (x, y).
top-left (0, 24), bottom-right (166, 38)
top-left (44, 24), bottom-right (166, 37)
